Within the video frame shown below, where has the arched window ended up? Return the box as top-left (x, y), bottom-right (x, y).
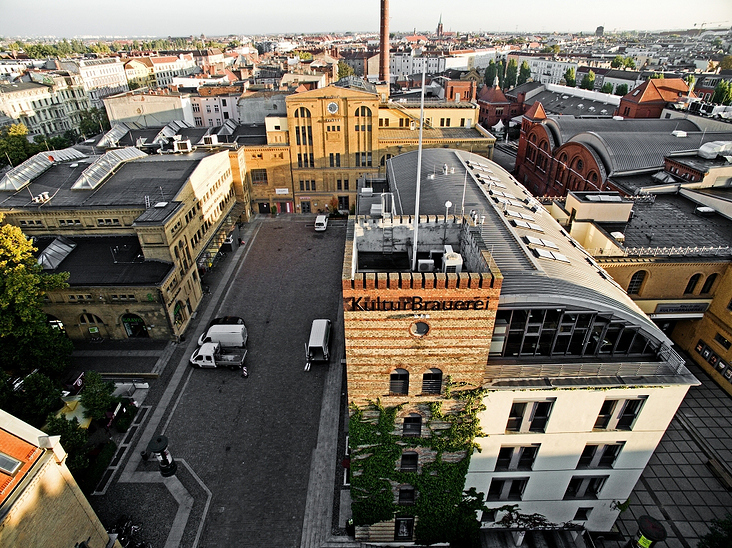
top-left (627, 271), bottom-right (646, 295)
top-left (355, 106), bottom-right (372, 117)
top-left (390, 368), bottom-right (409, 395)
top-left (701, 273), bottom-right (718, 294)
top-left (80, 313), bottom-right (103, 325)
top-left (380, 154), bottom-right (393, 166)
top-left (421, 368), bottom-right (443, 394)
top-left (684, 273), bottom-right (702, 295)
top-left (294, 107), bottom-right (311, 118)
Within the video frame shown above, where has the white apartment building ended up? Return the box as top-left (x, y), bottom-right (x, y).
top-left (0, 75), bottom-right (90, 138)
top-left (57, 57), bottom-right (129, 108)
top-left (191, 95), bottom-right (239, 127)
top-left (518, 55), bottom-right (578, 85)
top-left (103, 91), bottom-right (195, 127)
top-left (150, 54), bottom-right (197, 88)
top-left (390, 52), bottom-right (446, 80)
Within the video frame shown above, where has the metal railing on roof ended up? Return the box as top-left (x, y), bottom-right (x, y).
top-left (621, 245), bottom-right (731, 258)
top-left (486, 359), bottom-right (687, 383)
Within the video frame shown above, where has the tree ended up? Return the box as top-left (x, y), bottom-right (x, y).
top-left (0, 123), bottom-right (36, 168)
top-left (611, 55), bottom-right (624, 68)
top-left (615, 83), bottom-right (629, 96)
top-left (517, 61), bottom-right (531, 86)
top-left (711, 80), bottom-right (732, 105)
top-left (580, 70), bottom-right (596, 90)
top-left (44, 415), bottom-right (89, 473)
top-left (623, 57), bottom-right (636, 69)
top-left (563, 67), bottom-right (576, 87)
top-left (10, 372), bottom-right (62, 427)
top-left (80, 371), bottom-right (114, 421)
top-left (650, 72), bottom-right (664, 79)
top-left (484, 60), bottom-right (497, 86)
top-left (720, 56), bottom-right (732, 71)
top-left (78, 107), bottom-right (110, 137)
top-left (684, 74), bottom-right (696, 93)
top-left (601, 82), bottom-right (613, 93)
top-left (498, 59), bottom-right (506, 89)
top-left (337, 61), bottom-right (354, 80)
top-left (504, 59), bottom-right (518, 89)
top-left (0, 218), bottom-right (72, 378)
top-left (698, 513), bottom-right (732, 548)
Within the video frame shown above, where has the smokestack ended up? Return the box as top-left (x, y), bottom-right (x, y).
top-left (379, 0), bottom-right (389, 83)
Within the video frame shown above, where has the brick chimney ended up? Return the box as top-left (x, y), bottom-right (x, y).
top-left (379, 0), bottom-right (389, 83)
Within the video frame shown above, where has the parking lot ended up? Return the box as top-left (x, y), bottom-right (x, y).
top-left (88, 216), bottom-right (348, 548)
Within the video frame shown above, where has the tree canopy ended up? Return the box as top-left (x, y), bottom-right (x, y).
top-left (563, 67), bottom-right (576, 88)
top-left (517, 61), bottom-right (532, 86)
top-left (337, 61), bottom-right (354, 79)
top-left (615, 83), bottom-right (629, 96)
top-left (80, 371), bottom-right (115, 421)
top-left (504, 59), bottom-right (518, 89)
top-left (712, 81), bottom-right (732, 105)
top-left (580, 70), bottom-right (596, 90)
top-left (698, 513), bottom-right (732, 548)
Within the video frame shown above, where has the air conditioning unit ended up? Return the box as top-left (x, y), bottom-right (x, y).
top-left (695, 206), bottom-right (715, 216)
top-left (173, 140), bottom-right (192, 153)
top-left (361, 187), bottom-right (373, 197)
top-left (370, 204), bottom-right (383, 217)
top-left (417, 259), bottom-right (434, 272)
top-left (443, 252), bottom-right (463, 273)
top-left (203, 135), bottom-right (218, 145)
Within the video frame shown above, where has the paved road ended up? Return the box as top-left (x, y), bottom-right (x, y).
top-left (163, 217), bottom-right (347, 548)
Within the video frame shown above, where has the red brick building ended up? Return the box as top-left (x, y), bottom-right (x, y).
top-left (616, 78), bottom-right (695, 119)
top-left (477, 80), bottom-right (521, 130)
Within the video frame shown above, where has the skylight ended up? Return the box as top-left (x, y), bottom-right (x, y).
top-left (0, 148), bottom-right (86, 191)
top-left (37, 236), bottom-right (77, 270)
top-left (72, 147), bottom-right (146, 190)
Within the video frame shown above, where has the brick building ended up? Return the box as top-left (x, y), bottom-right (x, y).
top-left (514, 109), bottom-right (732, 197)
top-left (616, 78), bottom-right (695, 119)
top-left (345, 148), bottom-right (696, 542)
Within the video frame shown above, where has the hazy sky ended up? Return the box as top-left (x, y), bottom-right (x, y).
top-left (1, 0), bottom-right (731, 38)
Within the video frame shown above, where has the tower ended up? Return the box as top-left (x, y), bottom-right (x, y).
top-left (379, 0), bottom-right (390, 83)
top-left (437, 14), bottom-right (444, 38)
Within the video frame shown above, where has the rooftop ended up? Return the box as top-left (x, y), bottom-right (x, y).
top-left (34, 235), bottom-right (173, 286)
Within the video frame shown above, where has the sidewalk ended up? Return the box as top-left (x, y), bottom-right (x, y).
top-left (597, 360), bottom-right (732, 548)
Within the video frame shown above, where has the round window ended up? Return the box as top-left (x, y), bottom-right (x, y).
top-left (410, 321), bottom-right (430, 337)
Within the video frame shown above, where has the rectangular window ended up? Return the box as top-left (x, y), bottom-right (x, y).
top-left (337, 179), bottom-right (342, 191)
top-left (460, 118), bottom-right (466, 127)
top-left (506, 400), bottom-right (554, 433)
top-left (594, 398), bottom-right (646, 431)
top-left (573, 507), bottom-right (593, 521)
top-left (251, 169), bottom-right (268, 184)
top-left (309, 153), bottom-right (314, 167)
top-left (487, 478), bottom-right (529, 501)
top-left (299, 180), bottom-right (305, 191)
top-left (0, 452), bottom-right (21, 475)
top-left (329, 153), bottom-right (335, 167)
top-left (298, 153), bottom-right (303, 168)
top-left (222, 99), bottom-right (227, 106)
top-left (564, 476), bottom-right (608, 500)
top-left (440, 118), bottom-right (445, 127)
top-left (394, 516), bottom-right (414, 540)
top-left (311, 180), bottom-right (316, 191)
top-left (398, 487), bottom-right (415, 505)
top-left (335, 153), bottom-right (341, 167)
top-left (495, 445), bottom-right (540, 471)
top-left (344, 180), bottom-right (349, 190)
top-left (578, 442), bottom-right (624, 469)
top-left (305, 180), bottom-right (310, 191)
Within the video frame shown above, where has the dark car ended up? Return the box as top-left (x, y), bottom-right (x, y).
top-left (205, 316), bottom-right (245, 331)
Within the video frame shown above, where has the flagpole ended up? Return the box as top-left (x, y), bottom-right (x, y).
top-left (411, 65), bottom-right (426, 272)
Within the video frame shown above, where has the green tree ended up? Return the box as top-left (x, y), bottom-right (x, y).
top-left (698, 513), bottom-right (732, 548)
top-left (615, 83), bottom-right (629, 96)
top-left (10, 372), bottom-right (62, 427)
top-left (0, 124), bottom-right (36, 168)
top-left (601, 82), bottom-right (613, 93)
top-left (611, 55), bottom-right (624, 68)
top-left (292, 50), bottom-right (312, 61)
top-left (711, 80), bottom-right (732, 105)
top-left (720, 56), bottom-right (732, 71)
top-left (80, 371), bottom-right (114, 421)
top-left (563, 67), bottom-right (576, 87)
top-left (517, 61), bottom-right (531, 86)
top-left (684, 74), bottom-right (696, 93)
top-left (650, 72), bottom-right (664, 79)
top-left (580, 70), bottom-right (596, 90)
top-left (337, 61), bottom-right (354, 79)
top-left (497, 59), bottom-right (506, 88)
top-left (44, 415), bottom-right (89, 473)
top-left (0, 219), bottom-right (72, 379)
top-left (78, 107), bottom-right (110, 137)
top-left (504, 59), bottom-right (518, 89)
top-left (484, 59), bottom-right (497, 86)
top-left (623, 57), bottom-right (636, 69)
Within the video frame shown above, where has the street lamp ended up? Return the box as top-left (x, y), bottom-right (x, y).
top-left (444, 200), bottom-right (452, 219)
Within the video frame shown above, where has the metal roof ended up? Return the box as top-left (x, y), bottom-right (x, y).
top-left (385, 148), bottom-right (670, 346)
top-left (72, 147), bottom-right (147, 190)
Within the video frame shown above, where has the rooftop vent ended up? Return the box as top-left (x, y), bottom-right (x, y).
top-left (361, 187), bottom-right (373, 197)
top-left (671, 130), bottom-right (687, 138)
top-left (695, 206), bottom-right (715, 216)
top-left (154, 201), bottom-right (169, 208)
top-left (610, 231), bottom-right (625, 242)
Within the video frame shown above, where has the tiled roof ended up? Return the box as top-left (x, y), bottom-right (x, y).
top-left (477, 85), bottom-right (509, 104)
top-left (0, 425), bottom-right (42, 506)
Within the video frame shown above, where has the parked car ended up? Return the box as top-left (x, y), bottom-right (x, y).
top-left (314, 215), bottom-right (328, 231)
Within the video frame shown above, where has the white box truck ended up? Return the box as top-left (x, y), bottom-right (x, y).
top-left (305, 319), bottom-right (331, 368)
top-left (197, 324), bottom-right (248, 348)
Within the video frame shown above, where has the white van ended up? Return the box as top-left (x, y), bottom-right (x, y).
top-left (305, 319), bottom-right (331, 365)
top-left (314, 215), bottom-right (328, 231)
top-left (198, 324), bottom-right (248, 348)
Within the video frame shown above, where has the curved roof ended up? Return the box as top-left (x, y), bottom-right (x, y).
top-left (386, 148), bottom-right (670, 347)
top-left (570, 131), bottom-right (732, 175)
top-left (544, 116), bottom-right (701, 147)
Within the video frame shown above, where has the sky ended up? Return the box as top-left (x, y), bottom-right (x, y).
top-left (1, 0), bottom-right (731, 38)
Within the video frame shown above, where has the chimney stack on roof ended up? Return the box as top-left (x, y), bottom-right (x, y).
top-left (379, 0), bottom-right (389, 83)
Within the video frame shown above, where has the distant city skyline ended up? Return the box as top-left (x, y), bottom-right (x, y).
top-left (1, 0), bottom-right (731, 38)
